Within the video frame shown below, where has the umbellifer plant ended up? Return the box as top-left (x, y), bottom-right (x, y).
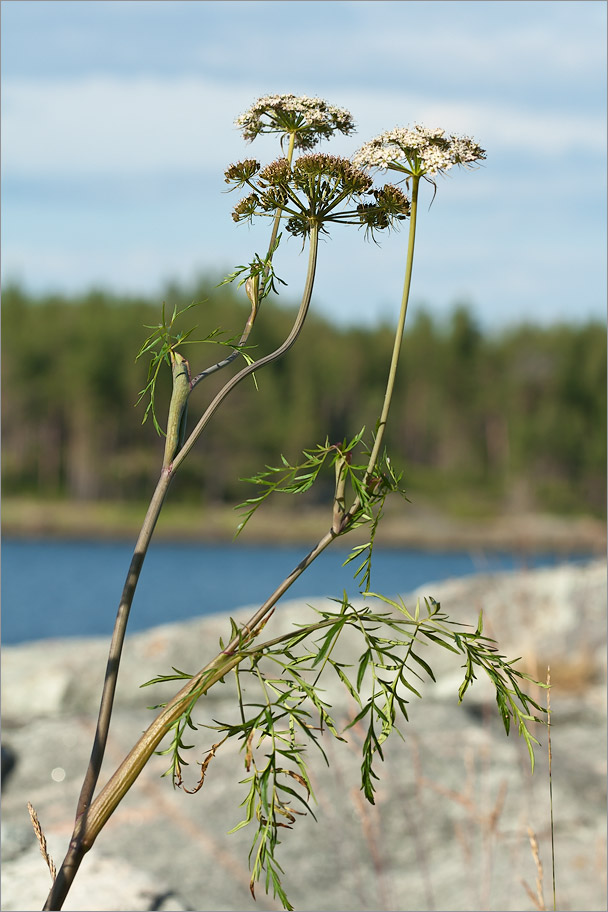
top-left (39, 95), bottom-right (546, 911)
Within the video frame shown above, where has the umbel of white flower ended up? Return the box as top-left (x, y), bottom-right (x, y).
top-left (235, 94), bottom-right (356, 149)
top-left (353, 125), bottom-right (486, 177)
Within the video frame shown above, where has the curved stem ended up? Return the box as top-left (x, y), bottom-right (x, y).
top-left (43, 646), bottom-right (242, 911)
top-left (53, 532), bottom-right (330, 870)
top-left (172, 223), bottom-right (318, 472)
top-left (190, 132), bottom-right (296, 389)
top-left (43, 222), bottom-right (319, 912)
top-left (45, 174), bottom-right (417, 912)
top-left (198, 177), bottom-right (421, 649)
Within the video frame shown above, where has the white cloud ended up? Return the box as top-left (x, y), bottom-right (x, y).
top-left (1, 76), bottom-right (243, 177)
top-left (356, 20), bottom-right (606, 84)
top-left (2, 76), bottom-right (605, 180)
top-left (189, 2), bottom-right (606, 98)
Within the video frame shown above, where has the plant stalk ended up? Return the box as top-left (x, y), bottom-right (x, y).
top-left (196, 176), bottom-right (421, 652)
top-left (172, 223), bottom-right (318, 472)
top-left (363, 174), bottom-right (419, 480)
top-left (45, 171), bottom-right (416, 911)
top-left (43, 221), bottom-right (319, 912)
top-left (43, 468), bottom-right (173, 910)
top-left (190, 131), bottom-right (295, 389)
top-left (74, 470), bottom-right (172, 824)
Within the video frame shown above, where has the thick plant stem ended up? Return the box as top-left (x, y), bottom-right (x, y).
top-left (43, 223), bottom-right (319, 912)
top-left (51, 532), bottom-right (333, 877)
top-left (45, 188), bottom-right (419, 908)
top-left (74, 470), bottom-right (172, 824)
top-left (44, 186), bottom-right (419, 907)
top-left (43, 650), bottom-right (243, 911)
top-left (43, 468), bottom-right (173, 911)
top-left (47, 604), bottom-right (342, 888)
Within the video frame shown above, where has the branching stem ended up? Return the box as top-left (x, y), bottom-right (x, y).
top-left (44, 164), bottom-right (417, 912)
top-left (45, 178), bottom-right (420, 912)
top-left (173, 224), bottom-right (318, 472)
top-left (221, 176), bottom-right (421, 652)
top-left (190, 132), bottom-right (295, 389)
top-left (43, 219), bottom-right (319, 912)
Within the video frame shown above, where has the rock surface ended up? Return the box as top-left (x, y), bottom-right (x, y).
top-left (2, 560), bottom-right (606, 912)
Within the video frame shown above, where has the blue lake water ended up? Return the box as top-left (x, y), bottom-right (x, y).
top-left (1, 539), bottom-right (592, 645)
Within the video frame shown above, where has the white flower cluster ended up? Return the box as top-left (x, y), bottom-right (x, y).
top-left (235, 94), bottom-right (355, 148)
top-left (353, 125), bottom-right (485, 176)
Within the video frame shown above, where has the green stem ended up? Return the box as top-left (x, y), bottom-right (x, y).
top-left (163, 351), bottom-right (191, 469)
top-left (363, 174), bottom-right (419, 480)
top-left (43, 649), bottom-right (242, 911)
top-left (221, 177), bottom-right (421, 647)
top-left (43, 222), bottom-right (319, 912)
top-left (189, 132), bottom-right (296, 390)
top-left (172, 223), bottom-right (319, 471)
top-left (45, 173), bottom-right (417, 911)
top-left (74, 472), bottom-right (172, 826)
top-left (57, 188), bottom-right (421, 863)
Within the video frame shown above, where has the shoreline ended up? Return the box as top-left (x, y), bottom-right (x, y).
top-left (2, 497), bottom-right (605, 554)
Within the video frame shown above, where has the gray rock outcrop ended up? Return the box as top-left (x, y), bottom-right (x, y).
top-left (2, 560), bottom-right (606, 911)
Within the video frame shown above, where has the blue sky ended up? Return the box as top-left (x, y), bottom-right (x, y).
top-left (1, 0), bottom-right (606, 328)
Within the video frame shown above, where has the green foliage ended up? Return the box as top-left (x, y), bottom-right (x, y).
top-left (141, 665), bottom-right (202, 782)
top-left (236, 429), bottom-right (409, 591)
top-left (135, 298), bottom-right (258, 438)
top-left (340, 445), bottom-right (409, 591)
top-left (143, 592), bottom-right (547, 910)
top-left (235, 439), bottom-right (343, 529)
top-left (218, 234), bottom-right (287, 302)
top-left (235, 428), bottom-right (370, 532)
top-left (135, 300), bottom-right (201, 436)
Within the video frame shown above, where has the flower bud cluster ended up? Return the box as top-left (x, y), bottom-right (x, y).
top-left (353, 125), bottom-right (486, 177)
top-left (231, 193), bottom-right (260, 223)
top-left (258, 158), bottom-right (293, 186)
top-left (227, 152), bottom-right (410, 239)
top-left (291, 154), bottom-right (373, 196)
top-left (235, 94), bottom-right (356, 150)
top-left (372, 184), bottom-right (411, 215)
top-left (357, 184), bottom-right (411, 232)
top-left (224, 159), bottom-right (260, 187)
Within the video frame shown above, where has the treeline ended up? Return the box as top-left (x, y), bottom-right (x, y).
top-left (1, 280), bottom-right (605, 517)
